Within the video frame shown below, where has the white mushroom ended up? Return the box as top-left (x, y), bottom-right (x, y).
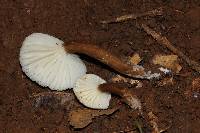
top-left (74, 74), bottom-right (142, 110)
top-left (19, 33), bottom-right (87, 90)
top-left (73, 74), bottom-right (111, 109)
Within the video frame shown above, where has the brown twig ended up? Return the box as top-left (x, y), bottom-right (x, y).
top-left (101, 7), bottom-right (163, 24)
top-left (64, 42), bottom-right (152, 78)
top-left (99, 83), bottom-right (141, 110)
top-left (139, 23), bottom-right (200, 73)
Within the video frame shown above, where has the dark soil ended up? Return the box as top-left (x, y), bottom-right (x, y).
top-left (0, 0), bottom-right (200, 133)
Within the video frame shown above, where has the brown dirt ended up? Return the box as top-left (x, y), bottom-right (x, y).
top-left (0, 0), bottom-right (200, 133)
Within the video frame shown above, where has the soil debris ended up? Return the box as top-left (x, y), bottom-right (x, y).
top-left (69, 106), bottom-right (121, 128)
top-left (185, 77), bottom-right (200, 98)
top-left (31, 91), bottom-right (75, 109)
top-left (110, 74), bottom-right (142, 88)
top-left (147, 112), bottom-right (171, 133)
top-left (148, 112), bottom-right (160, 133)
top-left (185, 7), bottom-right (200, 30)
top-left (157, 77), bottom-right (174, 87)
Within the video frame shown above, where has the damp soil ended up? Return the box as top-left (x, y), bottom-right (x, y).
top-left (0, 0), bottom-right (200, 133)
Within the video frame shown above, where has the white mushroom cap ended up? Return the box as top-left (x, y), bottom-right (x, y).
top-left (19, 33), bottom-right (87, 91)
top-left (73, 74), bottom-right (111, 109)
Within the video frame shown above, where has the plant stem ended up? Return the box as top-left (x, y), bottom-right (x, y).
top-left (101, 7), bottom-right (163, 24)
top-left (64, 42), bottom-right (146, 78)
top-left (98, 83), bottom-right (141, 109)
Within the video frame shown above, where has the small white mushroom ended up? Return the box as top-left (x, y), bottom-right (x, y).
top-left (73, 74), bottom-right (111, 109)
top-left (74, 74), bottom-right (142, 110)
top-left (20, 33), bottom-right (87, 90)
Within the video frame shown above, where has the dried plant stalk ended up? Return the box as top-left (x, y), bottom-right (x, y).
top-left (99, 83), bottom-right (141, 110)
top-left (101, 7), bottom-right (163, 24)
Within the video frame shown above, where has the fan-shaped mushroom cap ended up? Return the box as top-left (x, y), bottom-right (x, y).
top-left (74, 74), bottom-right (111, 109)
top-left (19, 33), bottom-right (87, 90)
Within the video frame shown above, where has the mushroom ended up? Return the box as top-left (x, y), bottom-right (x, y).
top-left (64, 43), bottom-right (160, 79)
top-left (20, 33), bottom-right (160, 90)
top-left (20, 33), bottom-right (87, 90)
top-left (74, 74), bottom-right (111, 109)
top-left (74, 74), bottom-right (141, 110)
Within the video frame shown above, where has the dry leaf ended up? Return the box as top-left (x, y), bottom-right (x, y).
top-left (130, 53), bottom-right (142, 65)
top-left (152, 54), bottom-right (182, 73)
top-left (69, 106), bottom-right (120, 128)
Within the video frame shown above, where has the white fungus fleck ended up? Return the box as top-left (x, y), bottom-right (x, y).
top-left (159, 67), bottom-right (171, 74)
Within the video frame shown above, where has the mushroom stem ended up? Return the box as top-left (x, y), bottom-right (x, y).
top-left (98, 83), bottom-right (141, 109)
top-left (64, 42), bottom-right (146, 78)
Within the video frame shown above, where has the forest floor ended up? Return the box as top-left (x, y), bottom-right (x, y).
top-left (0, 0), bottom-right (200, 133)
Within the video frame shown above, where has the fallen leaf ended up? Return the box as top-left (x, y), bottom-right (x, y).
top-left (130, 53), bottom-right (142, 65)
top-left (69, 106), bottom-right (120, 128)
top-left (152, 54), bottom-right (182, 73)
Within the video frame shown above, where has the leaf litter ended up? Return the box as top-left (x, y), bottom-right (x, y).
top-left (152, 54), bottom-right (182, 73)
top-left (69, 105), bottom-right (121, 128)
